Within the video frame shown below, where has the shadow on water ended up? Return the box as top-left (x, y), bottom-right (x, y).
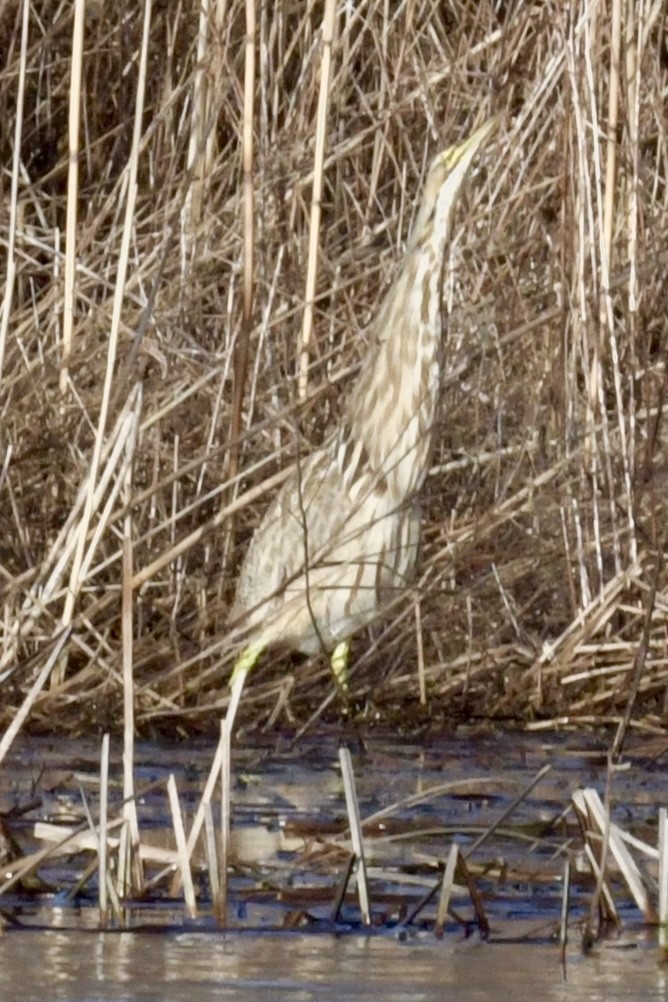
top-left (1, 729), bottom-right (667, 998)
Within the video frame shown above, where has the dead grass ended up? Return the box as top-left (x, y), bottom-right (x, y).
top-left (0, 0), bottom-right (667, 737)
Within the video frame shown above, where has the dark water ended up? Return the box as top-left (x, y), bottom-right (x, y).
top-left (0, 729), bottom-right (665, 999)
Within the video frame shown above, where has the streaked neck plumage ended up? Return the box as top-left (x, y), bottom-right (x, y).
top-left (337, 119), bottom-right (495, 505)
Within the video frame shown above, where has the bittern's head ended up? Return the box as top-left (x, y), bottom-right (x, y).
top-left (409, 116), bottom-right (497, 248)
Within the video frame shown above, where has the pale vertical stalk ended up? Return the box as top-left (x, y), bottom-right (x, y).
top-left (435, 841), bottom-right (459, 935)
top-left (242, 0), bottom-right (255, 365)
top-left (205, 0), bottom-right (229, 174)
top-left (168, 774), bottom-right (198, 919)
top-left (601, 0), bottom-right (621, 279)
top-left (115, 822), bottom-right (130, 916)
top-left (582, 8), bottom-right (623, 578)
top-left (204, 802), bottom-right (222, 922)
top-left (61, 0), bottom-right (86, 392)
top-left (339, 747), bottom-right (371, 925)
top-left (181, 718), bottom-right (230, 865)
top-left (298, 0), bottom-right (337, 399)
top-left (228, 0), bottom-right (256, 490)
top-left (659, 808), bottom-right (668, 948)
top-left (414, 598), bottom-right (426, 706)
top-left (184, 0), bottom-right (210, 238)
top-left (220, 716), bottom-right (232, 925)
top-left (98, 733), bottom-right (110, 929)
top-left (559, 855), bottom-right (571, 973)
top-left (0, 0), bottom-right (30, 383)
top-left (568, 13), bottom-right (606, 593)
top-left (600, 0), bottom-right (635, 568)
top-left (121, 394), bottom-right (142, 895)
top-left (59, 0), bottom-right (153, 667)
top-left (623, 0), bottom-right (644, 565)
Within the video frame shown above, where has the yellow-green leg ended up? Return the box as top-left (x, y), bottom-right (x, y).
top-left (228, 639), bottom-right (266, 731)
top-left (330, 639), bottom-right (350, 694)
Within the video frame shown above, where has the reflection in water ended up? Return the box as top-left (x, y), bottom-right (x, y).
top-left (0, 930), bottom-right (665, 1002)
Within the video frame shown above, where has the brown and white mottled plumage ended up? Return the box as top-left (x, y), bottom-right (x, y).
top-left (228, 118), bottom-right (496, 721)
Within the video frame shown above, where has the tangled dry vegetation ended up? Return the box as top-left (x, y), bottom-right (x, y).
top-left (0, 0), bottom-right (666, 737)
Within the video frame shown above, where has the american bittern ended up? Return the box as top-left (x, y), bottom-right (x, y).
top-left (228, 117), bottom-right (496, 722)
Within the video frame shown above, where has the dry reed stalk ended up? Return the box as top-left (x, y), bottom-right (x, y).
top-left (0, 629), bottom-right (70, 767)
top-left (98, 732), bottom-right (109, 927)
top-left (298, 0), bottom-right (337, 400)
top-left (203, 800), bottom-right (222, 922)
top-left (464, 764), bottom-right (552, 860)
top-left (167, 773), bottom-right (198, 919)
top-left (559, 855), bottom-right (570, 975)
top-left (183, 0), bottom-right (212, 239)
top-left (60, 0), bottom-right (85, 393)
top-left (226, 0), bottom-right (256, 503)
top-left (659, 807), bottom-right (668, 946)
top-left (339, 747), bottom-right (371, 926)
top-left (32, 819), bottom-right (178, 866)
top-left (435, 841), bottom-right (459, 937)
top-left (0, 0), bottom-right (29, 384)
top-left (572, 787), bottom-right (654, 921)
top-left (121, 395), bottom-right (143, 894)
top-left (414, 598), bottom-right (426, 706)
top-left (220, 715), bottom-right (231, 924)
top-left (183, 722), bottom-right (226, 861)
top-left (611, 537), bottom-right (665, 761)
top-left (57, 0), bottom-right (153, 680)
top-left (581, 841), bottom-right (620, 933)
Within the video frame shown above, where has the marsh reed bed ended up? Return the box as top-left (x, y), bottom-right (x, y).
top-left (0, 0), bottom-right (666, 739)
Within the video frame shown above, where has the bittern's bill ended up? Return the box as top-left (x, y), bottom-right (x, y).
top-left (228, 117), bottom-right (497, 724)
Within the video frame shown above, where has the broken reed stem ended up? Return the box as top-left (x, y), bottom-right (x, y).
top-left (582, 765), bottom-right (615, 945)
top-left (582, 842), bottom-right (620, 937)
top-left (171, 717), bottom-right (230, 891)
top-left (298, 0), bottom-right (337, 399)
top-left (59, 0), bottom-right (153, 662)
top-left (339, 747), bottom-right (371, 925)
top-left (0, 0), bottom-right (29, 383)
top-left (435, 841), bottom-right (459, 936)
top-left (573, 787), bottom-right (655, 924)
top-left (167, 773), bottom-right (198, 920)
top-left (98, 733), bottom-right (110, 928)
top-left (61, 0), bottom-right (85, 392)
